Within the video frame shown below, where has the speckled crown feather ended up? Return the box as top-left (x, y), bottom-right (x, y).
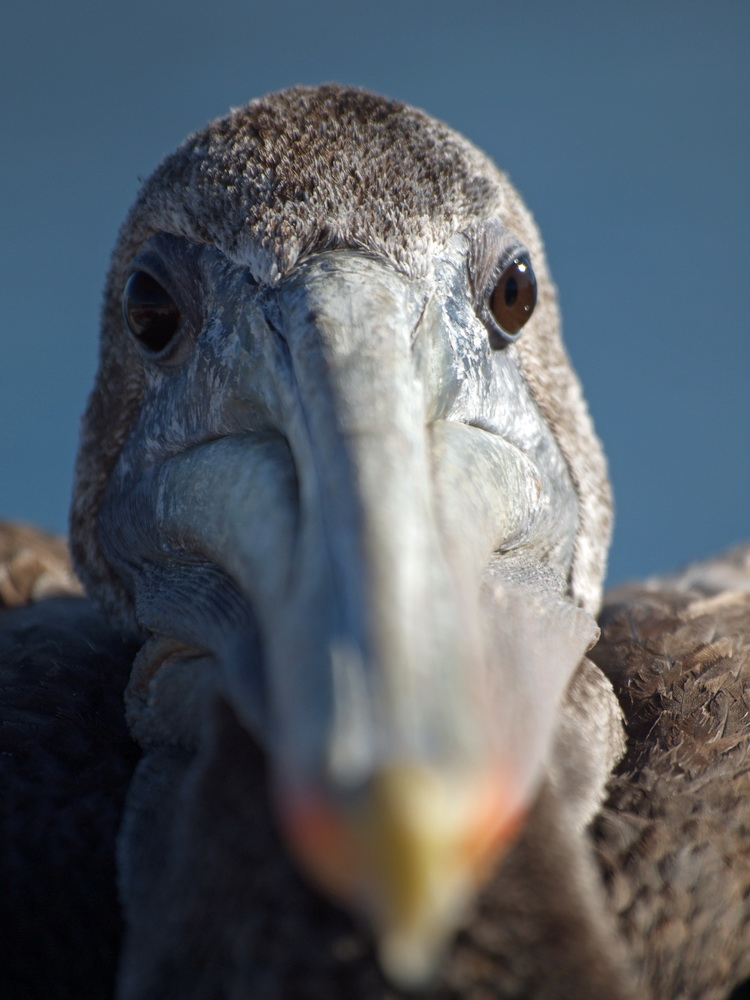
top-left (71, 84), bottom-right (611, 628)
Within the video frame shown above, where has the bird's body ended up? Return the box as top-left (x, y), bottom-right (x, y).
top-left (3, 528), bottom-right (750, 998)
top-left (0, 589), bottom-right (138, 1000)
top-left (594, 554), bottom-right (750, 1000)
top-left (1, 86), bottom-right (748, 998)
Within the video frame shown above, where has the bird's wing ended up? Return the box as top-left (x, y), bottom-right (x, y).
top-left (593, 544), bottom-right (750, 1000)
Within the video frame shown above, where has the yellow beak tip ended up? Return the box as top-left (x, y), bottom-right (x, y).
top-left (378, 928), bottom-right (447, 990)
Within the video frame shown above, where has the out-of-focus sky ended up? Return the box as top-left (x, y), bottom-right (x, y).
top-left (0, 0), bottom-right (747, 586)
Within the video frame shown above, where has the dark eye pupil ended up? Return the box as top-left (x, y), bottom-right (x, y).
top-left (122, 271), bottom-right (181, 353)
top-left (490, 255), bottom-right (537, 339)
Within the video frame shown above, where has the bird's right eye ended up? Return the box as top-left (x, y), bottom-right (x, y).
top-left (122, 271), bottom-right (182, 355)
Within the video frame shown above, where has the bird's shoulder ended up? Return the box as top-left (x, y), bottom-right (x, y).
top-left (0, 527), bottom-right (140, 998)
top-left (0, 520), bottom-right (82, 608)
top-left (591, 544), bottom-right (750, 1000)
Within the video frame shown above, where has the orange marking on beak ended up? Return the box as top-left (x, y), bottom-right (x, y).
top-left (277, 766), bottom-right (530, 988)
top-left (280, 793), bottom-right (360, 901)
top-left (464, 775), bottom-right (528, 880)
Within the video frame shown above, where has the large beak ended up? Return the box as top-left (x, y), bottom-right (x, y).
top-left (101, 250), bottom-right (595, 985)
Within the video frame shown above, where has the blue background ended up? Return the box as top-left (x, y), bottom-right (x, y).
top-left (1, 0), bottom-right (747, 587)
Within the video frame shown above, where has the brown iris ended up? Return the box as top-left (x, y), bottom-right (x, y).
top-left (489, 255), bottom-right (537, 338)
top-left (122, 271), bottom-right (181, 354)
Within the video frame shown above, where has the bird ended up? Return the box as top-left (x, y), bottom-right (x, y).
top-left (1, 84), bottom-right (748, 999)
top-left (69, 81), bottom-right (620, 994)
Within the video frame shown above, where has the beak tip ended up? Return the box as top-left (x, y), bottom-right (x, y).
top-left (377, 927), bottom-right (448, 991)
top-left (280, 765), bottom-right (526, 987)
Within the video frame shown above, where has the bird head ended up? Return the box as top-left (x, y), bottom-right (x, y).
top-left (71, 85), bottom-right (612, 986)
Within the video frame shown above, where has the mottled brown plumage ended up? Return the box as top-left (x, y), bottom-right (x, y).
top-left (0, 520), bottom-right (81, 607)
top-left (0, 605), bottom-right (138, 997)
top-left (593, 552), bottom-right (750, 1000)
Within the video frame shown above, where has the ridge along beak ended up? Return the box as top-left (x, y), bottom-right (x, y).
top-left (102, 249), bottom-right (592, 986)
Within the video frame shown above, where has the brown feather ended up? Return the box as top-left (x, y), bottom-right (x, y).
top-left (593, 551), bottom-right (750, 1000)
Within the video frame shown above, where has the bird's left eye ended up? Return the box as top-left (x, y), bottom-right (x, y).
top-left (489, 255), bottom-right (537, 339)
top-left (122, 271), bottom-right (182, 355)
